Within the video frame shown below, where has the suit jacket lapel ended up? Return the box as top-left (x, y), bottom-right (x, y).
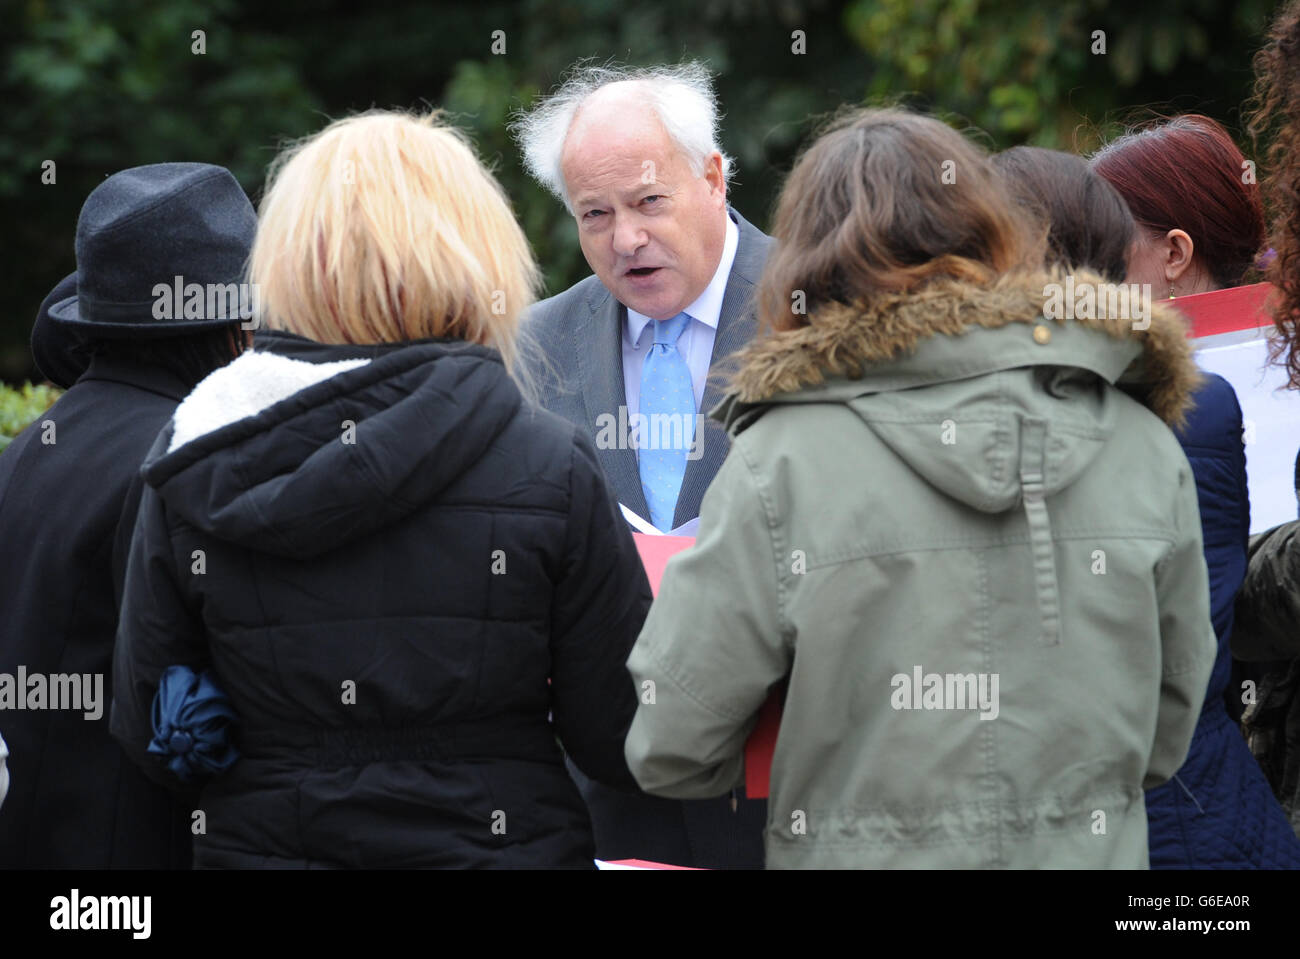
top-left (672, 208), bottom-right (772, 528)
top-left (576, 282), bottom-right (650, 519)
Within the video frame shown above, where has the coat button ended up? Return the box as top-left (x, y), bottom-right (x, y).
top-left (1032, 324), bottom-right (1052, 344)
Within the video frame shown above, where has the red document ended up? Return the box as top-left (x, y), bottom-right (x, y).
top-left (1173, 282), bottom-right (1272, 339)
top-left (631, 533), bottom-right (695, 594)
top-left (632, 532), bottom-right (781, 799)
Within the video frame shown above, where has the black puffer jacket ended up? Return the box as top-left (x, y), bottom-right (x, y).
top-left (110, 339), bottom-right (651, 868)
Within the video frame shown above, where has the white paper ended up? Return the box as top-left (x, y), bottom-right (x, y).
top-left (619, 503), bottom-right (700, 537)
top-left (1194, 332), bottom-right (1300, 534)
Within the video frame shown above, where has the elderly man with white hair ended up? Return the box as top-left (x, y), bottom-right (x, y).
top-left (514, 62), bottom-right (770, 869)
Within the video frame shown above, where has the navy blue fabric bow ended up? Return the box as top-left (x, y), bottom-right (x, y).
top-left (147, 665), bottom-right (239, 783)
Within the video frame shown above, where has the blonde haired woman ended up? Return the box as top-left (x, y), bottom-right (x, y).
top-left (111, 111), bottom-right (651, 868)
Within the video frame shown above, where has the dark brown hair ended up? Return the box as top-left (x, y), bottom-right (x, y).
top-left (1091, 114), bottom-right (1264, 290)
top-left (756, 108), bottom-right (1044, 332)
top-left (1249, 0), bottom-right (1300, 389)
top-left (992, 146), bottom-right (1135, 283)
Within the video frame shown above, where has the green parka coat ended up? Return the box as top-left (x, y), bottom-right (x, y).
top-left (625, 269), bottom-right (1217, 869)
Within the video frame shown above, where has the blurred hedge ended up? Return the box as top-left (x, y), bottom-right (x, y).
top-left (3, 0), bottom-right (1282, 384)
top-left (0, 383), bottom-right (62, 453)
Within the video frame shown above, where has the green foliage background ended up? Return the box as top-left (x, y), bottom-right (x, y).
top-left (0, 382), bottom-right (60, 453)
top-left (0, 0), bottom-right (1282, 387)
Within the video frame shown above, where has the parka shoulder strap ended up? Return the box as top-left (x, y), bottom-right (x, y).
top-left (1019, 416), bottom-right (1061, 647)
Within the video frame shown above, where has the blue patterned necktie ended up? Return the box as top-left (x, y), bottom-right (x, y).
top-left (638, 312), bottom-right (696, 531)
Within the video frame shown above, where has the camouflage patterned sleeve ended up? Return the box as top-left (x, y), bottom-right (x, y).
top-left (1232, 520), bottom-right (1300, 662)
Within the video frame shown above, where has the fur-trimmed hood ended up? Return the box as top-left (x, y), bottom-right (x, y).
top-left (710, 264), bottom-right (1204, 543)
top-left (718, 267), bottom-right (1200, 431)
top-left (707, 267), bottom-right (1206, 654)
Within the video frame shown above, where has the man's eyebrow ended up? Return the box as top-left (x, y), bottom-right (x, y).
top-left (573, 179), bottom-right (675, 209)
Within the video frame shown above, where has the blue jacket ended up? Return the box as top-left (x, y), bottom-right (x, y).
top-left (1146, 372), bottom-right (1300, 868)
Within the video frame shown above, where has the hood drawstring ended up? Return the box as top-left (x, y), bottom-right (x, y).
top-left (1019, 416), bottom-right (1062, 646)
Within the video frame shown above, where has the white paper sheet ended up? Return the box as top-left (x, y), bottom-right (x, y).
top-left (619, 503), bottom-right (700, 537)
top-left (1194, 333), bottom-right (1300, 534)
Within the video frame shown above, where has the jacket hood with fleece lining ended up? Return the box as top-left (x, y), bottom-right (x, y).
top-left (141, 341), bottom-right (523, 559)
top-left (714, 267), bottom-right (1203, 645)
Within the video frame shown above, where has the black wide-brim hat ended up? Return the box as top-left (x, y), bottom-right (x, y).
top-left (46, 163), bottom-right (258, 339)
top-left (30, 271), bottom-right (87, 388)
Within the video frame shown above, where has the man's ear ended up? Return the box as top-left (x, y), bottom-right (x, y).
top-left (1164, 229), bottom-right (1195, 283)
top-left (704, 152), bottom-right (726, 203)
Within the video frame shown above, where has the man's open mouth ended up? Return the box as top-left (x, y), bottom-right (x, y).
top-left (626, 267), bottom-right (660, 277)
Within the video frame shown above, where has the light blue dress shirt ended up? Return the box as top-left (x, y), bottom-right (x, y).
top-left (622, 211), bottom-right (740, 430)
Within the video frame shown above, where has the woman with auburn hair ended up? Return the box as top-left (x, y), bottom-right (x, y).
top-left (622, 107), bottom-right (1215, 869)
top-left (1004, 140), bottom-right (1300, 868)
top-left (110, 110), bottom-right (652, 868)
top-left (1092, 115), bottom-right (1264, 298)
top-left (1093, 116), bottom-right (1300, 867)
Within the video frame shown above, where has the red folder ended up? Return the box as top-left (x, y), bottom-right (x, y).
top-left (744, 685), bottom-right (784, 799)
top-left (1173, 282), bottom-right (1272, 338)
top-left (632, 532), bottom-right (781, 799)
top-left (601, 858), bottom-right (702, 869)
top-left (631, 533), bottom-right (695, 594)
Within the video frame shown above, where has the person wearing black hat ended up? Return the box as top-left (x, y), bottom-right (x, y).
top-left (0, 162), bottom-right (255, 868)
top-left (29, 272), bottom-right (83, 389)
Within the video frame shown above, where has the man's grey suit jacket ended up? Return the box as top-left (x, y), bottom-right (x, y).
top-left (520, 206), bottom-right (772, 868)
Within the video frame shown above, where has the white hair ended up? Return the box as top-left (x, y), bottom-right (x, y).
top-left (512, 61), bottom-right (734, 212)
